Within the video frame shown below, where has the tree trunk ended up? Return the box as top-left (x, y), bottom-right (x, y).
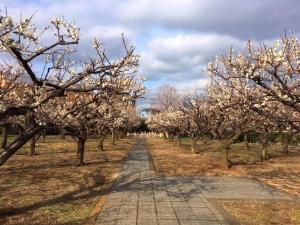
top-left (112, 129), bottom-right (116, 145)
top-left (191, 137), bottom-right (200, 153)
top-left (0, 126), bottom-right (44, 166)
top-left (282, 137), bottom-right (289, 154)
top-left (260, 132), bottom-right (268, 161)
top-left (60, 129), bottom-right (66, 140)
top-left (98, 136), bottom-right (105, 151)
top-left (170, 134), bottom-right (174, 142)
top-left (202, 134), bottom-right (208, 145)
top-left (30, 135), bottom-right (36, 155)
top-left (163, 133), bottom-right (167, 139)
top-left (17, 126), bottom-right (24, 135)
top-left (244, 132), bottom-right (250, 150)
top-left (77, 137), bottom-right (86, 166)
top-left (42, 130), bottom-right (46, 143)
top-left (1, 124), bottom-right (9, 149)
top-left (116, 130), bottom-right (120, 141)
top-left (281, 131), bottom-right (297, 154)
top-left (178, 135), bottom-right (182, 147)
top-left (220, 132), bottom-right (242, 169)
top-left (119, 131), bottom-right (125, 138)
top-left (221, 146), bottom-right (229, 169)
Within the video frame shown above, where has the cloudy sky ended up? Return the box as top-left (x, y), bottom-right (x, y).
top-left (1, 0), bottom-right (300, 107)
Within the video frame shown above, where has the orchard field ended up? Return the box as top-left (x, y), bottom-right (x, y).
top-left (1, 4), bottom-right (300, 225)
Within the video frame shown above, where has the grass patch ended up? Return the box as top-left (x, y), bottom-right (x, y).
top-left (0, 135), bottom-right (135, 225)
top-left (220, 200), bottom-right (300, 225)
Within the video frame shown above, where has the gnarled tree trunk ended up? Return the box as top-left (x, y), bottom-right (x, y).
top-left (77, 137), bottom-right (86, 166)
top-left (0, 126), bottom-right (45, 166)
top-left (220, 132), bottom-right (242, 169)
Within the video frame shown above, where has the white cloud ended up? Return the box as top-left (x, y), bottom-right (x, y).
top-left (141, 33), bottom-right (244, 81)
top-left (84, 25), bottom-right (133, 41)
top-left (80, 25), bottom-right (135, 58)
top-left (172, 79), bottom-right (210, 93)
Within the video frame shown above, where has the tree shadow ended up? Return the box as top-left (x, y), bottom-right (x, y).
top-left (1, 153), bottom-right (127, 175)
top-left (0, 173), bottom-right (108, 217)
top-left (230, 149), bottom-right (300, 167)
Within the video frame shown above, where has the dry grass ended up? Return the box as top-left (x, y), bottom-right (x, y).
top-left (0, 135), bottom-right (135, 225)
top-left (220, 200), bottom-right (300, 225)
top-left (148, 137), bottom-right (300, 197)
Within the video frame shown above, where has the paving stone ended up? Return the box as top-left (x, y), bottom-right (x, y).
top-left (158, 219), bottom-right (180, 225)
top-left (138, 208), bottom-right (156, 214)
top-left (189, 203), bottom-right (207, 208)
top-left (169, 196), bottom-right (186, 202)
top-left (178, 220), bottom-right (201, 225)
top-left (157, 213), bottom-right (177, 220)
top-left (119, 207), bottom-right (137, 215)
top-left (172, 201), bottom-right (190, 208)
top-left (156, 206), bottom-right (176, 217)
top-left (156, 202), bottom-right (173, 208)
top-left (197, 221), bottom-right (222, 225)
top-left (115, 218), bottom-right (137, 225)
top-left (137, 218), bottom-right (159, 225)
top-left (176, 211), bottom-right (198, 220)
top-left (96, 217), bottom-right (118, 224)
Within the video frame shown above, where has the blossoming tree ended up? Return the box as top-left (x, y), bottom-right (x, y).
top-left (0, 12), bottom-right (145, 165)
top-left (207, 35), bottom-right (300, 161)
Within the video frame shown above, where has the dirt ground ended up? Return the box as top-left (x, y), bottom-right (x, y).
top-left (0, 135), bottom-right (135, 225)
top-left (148, 137), bottom-right (300, 198)
top-left (220, 200), bottom-right (300, 225)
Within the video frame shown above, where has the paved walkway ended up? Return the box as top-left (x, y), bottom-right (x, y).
top-left (95, 139), bottom-right (294, 225)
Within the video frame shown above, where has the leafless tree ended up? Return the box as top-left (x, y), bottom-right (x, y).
top-left (153, 84), bottom-right (179, 111)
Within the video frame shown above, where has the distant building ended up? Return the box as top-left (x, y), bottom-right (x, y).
top-left (140, 107), bottom-right (160, 119)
